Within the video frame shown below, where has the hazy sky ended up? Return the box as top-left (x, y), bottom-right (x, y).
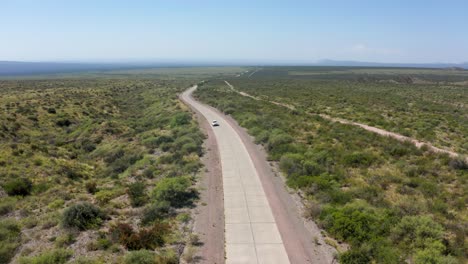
top-left (1, 0), bottom-right (467, 63)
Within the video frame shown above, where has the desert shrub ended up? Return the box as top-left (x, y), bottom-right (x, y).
top-left (109, 222), bottom-right (171, 250)
top-left (387, 144), bottom-right (410, 157)
top-left (123, 249), bottom-right (177, 264)
top-left (95, 189), bottom-right (120, 204)
top-left (0, 219), bottom-right (21, 263)
top-left (127, 182), bottom-right (147, 207)
top-left (340, 247), bottom-right (372, 264)
top-left (124, 250), bottom-right (155, 264)
top-left (177, 212), bottom-right (192, 224)
top-left (85, 181), bottom-right (98, 194)
top-left (71, 257), bottom-right (105, 264)
top-left (81, 139), bottom-right (97, 152)
top-left (142, 201), bottom-right (172, 224)
top-left (96, 238), bottom-right (112, 250)
top-left (32, 182), bottom-right (50, 194)
top-left (56, 119), bottom-right (72, 127)
top-left (182, 160), bottom-right (202, 174)
top-left (48, 199), bottom-right (65, 209)
top-left (62, 203), bottom-right (106, 230)
top-left (414, 245), bottom-right (458, 264)
top-left (152, 176), bottom-right (194, 208)
top-left (320, 201), bottom-right (389, 245)
top-left (170, 112), bottom-right (191, 127)
top-left (107, 153), bottom-right (143, 176)
top-left (253, 129), bottom-right (270, 144)
top-left (103, 148), bottom-right (125, 163)
top-left (3, 177), bottom-right (33, 196)
top-left (449, 157), bottom-right (468, 170)
top-left (19, 249), bottom-right (72, 264)
top-left (279, 153), bottom-right (304, 177)
top-left (267, 130), bottom-right (294, 152)
top-left (0, 197), bottom-right (16, 215)
top-left (181, 142), bottom-right (200, 155)
top-left (143, 135), bottom-right (174, 148)
top-left (343, 152), bottom-right (376, 167)
top-left (88, 238), bottom-right (112, 251)
top-left (391, 215), bottom-right (444, 252)
top-left (154, 249), bottom-right (178, 264)
top-left (54, 233), bottom-right (76, 248)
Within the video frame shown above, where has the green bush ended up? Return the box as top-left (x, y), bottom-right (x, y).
top-left (142, 201), bottom-right (172, 224)
top-left (95, 189), bottom-right (120, 204)
top-left (279, 153), bottom-right (304, 177)
top-left (0, 219), bottom-right (21, 263)
top-left (0, 197), bottom-right (16, 215)
top-left (449, 157), bottom-right (468, 170)
top-left (127, 182), bottom-right (147, 207)
top-left (109, 222), bottom-right (171, 250)
top-left (152, 176), bottom-right (194, 208)
top-left (3, 178), bottom-right (33, 196)
top-left (48, 199), bottom-right (65, 209)
top-left (19, 249), bottom-right (72, 264)
top-left (70, 257), bottom-right (105, 264)
top-left (54, 233), bottom-right (76, 248)
top-left (124, 250), bottom-right (156, 264)
top-left (170, 112), bottom-right (191, 127)
top-left (267, 130), bottom-right (293, 152)
top-left (391, 215), bottom-right (444, 251)
top-left (85, 181), bottom-right (98, 194)
top-left (320, 201), bottom-right (389, 245)
top-left (340, 247), bottom-right (372, 264)
top-left (62, 203), bottom-right (106, 230)
top-left (56, 119), bottom-right (72, 127)
top-left (343, 152), bottom-right (376, 167)
top-left (414, 246), bottom-right (458, 264)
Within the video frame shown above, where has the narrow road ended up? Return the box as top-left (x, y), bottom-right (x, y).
top-left (182, 86), bottom-right (291, 264)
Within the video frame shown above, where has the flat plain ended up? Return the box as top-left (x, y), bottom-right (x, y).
top-left (195, 66), bottom-right (468, 264)
top-left (0, 68), bottom-right (241, 264)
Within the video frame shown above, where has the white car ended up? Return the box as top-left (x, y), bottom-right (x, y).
top-left (211, 120), bottom-right (220, 127)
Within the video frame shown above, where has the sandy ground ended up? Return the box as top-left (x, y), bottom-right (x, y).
top-left (224, 81), bottom-right (466, 161)
top-left (182, 86), bottom-right (337, 264)
top-left (183, 94), bottom-right (225, 264)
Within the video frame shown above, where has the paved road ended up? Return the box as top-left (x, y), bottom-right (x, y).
top-left (182, 86), bottom-right (290, 264)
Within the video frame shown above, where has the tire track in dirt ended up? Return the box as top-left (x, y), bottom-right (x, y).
top-left (224, 81), bottom-right (466, 161)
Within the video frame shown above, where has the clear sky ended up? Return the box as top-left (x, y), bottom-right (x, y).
top-left (1, 0), bottom-right (467, 63)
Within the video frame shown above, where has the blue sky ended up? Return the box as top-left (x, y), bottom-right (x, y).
top-left (1, 0), bottom-right (467, 63)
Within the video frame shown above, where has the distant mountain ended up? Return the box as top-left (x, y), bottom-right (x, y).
top-left (316, 59), bottom-right (468, 69)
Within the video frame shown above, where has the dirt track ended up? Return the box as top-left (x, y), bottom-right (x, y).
top-left (224, 81), bottom-right (466, 161)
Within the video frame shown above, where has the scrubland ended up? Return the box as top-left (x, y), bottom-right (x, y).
top-left (195, 67), bottom-right (467, 263)
top-left (0, 77), bottom-right (206, 263)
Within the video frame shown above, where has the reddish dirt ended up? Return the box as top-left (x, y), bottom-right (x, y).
top-left (183, 96), bottom-right (225, 264)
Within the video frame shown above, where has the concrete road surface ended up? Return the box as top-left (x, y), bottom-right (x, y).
top-left (181, 86), bottom-right (290, 264)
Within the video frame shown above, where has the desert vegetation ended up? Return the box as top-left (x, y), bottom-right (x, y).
top-left (0, 77), bottom-right (208, 263)
top-left (195, 70), bottom-right (467, 263)
top-left (230, 67), bottom-right (468, 154)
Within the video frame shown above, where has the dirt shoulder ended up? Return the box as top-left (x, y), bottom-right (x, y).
top-left (181, 94), bottom-right (225, 264)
